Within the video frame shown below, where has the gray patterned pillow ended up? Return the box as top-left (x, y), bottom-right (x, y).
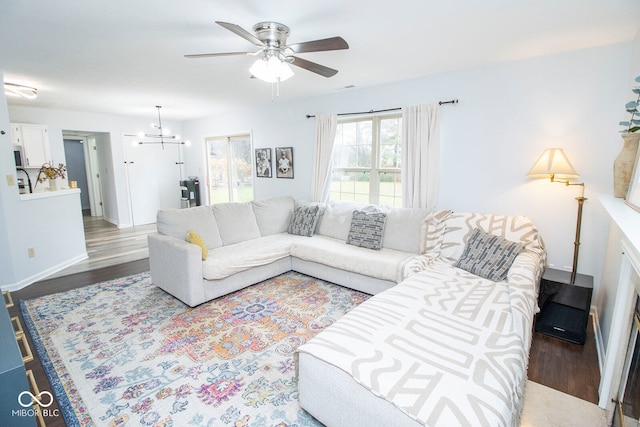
top-left (454, 228), bottom-right (525, 281)
top-left (347, 210), bottom-right (387, 250)
top-left (288, 205), bottom-right (320, 237)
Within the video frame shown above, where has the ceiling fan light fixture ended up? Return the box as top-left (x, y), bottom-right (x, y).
top-left (250, 55), bottom-right (294, 83)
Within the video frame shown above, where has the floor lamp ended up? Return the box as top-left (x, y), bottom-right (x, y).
top-left (527, 148), bottom-right (586, 284)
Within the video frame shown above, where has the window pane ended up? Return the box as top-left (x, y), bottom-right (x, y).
top-left (230, 137), bottom-right (253, 202)
top-left (356, 121), bottom-right (372, 168)
top-left (378, 171), bottom-right (402, 207)
top-left (208, 140), bottom-right (229, 203)
top-left (379, 117), bottom-right (402, 169)
top-left (329, 115), bottom-right (402, 206)
top-left (333, 121), bottom-right (372, 168)
top-left (207, 135), bottom-right (254, 203)
top-left (329, 170), bottom-right (370, 203)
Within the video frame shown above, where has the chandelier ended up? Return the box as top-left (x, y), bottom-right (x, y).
top-left (136, 106), bottom-right (188, 149)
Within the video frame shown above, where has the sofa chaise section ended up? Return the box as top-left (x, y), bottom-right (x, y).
top-left (296, 212), bottom-right (546, 427)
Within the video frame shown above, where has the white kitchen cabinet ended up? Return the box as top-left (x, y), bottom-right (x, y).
top-left (10, 123), bottom-right (50, 168)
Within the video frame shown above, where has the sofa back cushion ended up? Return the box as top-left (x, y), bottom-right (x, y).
top-left (419, 209), bottom-right (453, 255)
top-left (156, 206), bottom-right (223, 249)
top-left (213, 202), bottom-right (261, 245)
top-left (316, 201), bottom-right (376, 240)
top-left (436, 212), bottom-right (545, 264)
top-left (251, 196), bottom-right (295, 236)
top-left (379, 206), bottom-right (434, 253)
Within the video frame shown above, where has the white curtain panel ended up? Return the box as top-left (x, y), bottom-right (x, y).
top-left (401, 104), bottom-right (440, 209)
top-left (311, 114), bottom-right (338, 202)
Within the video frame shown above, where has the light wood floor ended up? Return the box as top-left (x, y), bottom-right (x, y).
top-left (46, 215), bottom-right (156, 279)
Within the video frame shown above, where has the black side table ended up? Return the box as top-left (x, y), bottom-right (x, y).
top-left (535, 268), bottom-right (593, 345)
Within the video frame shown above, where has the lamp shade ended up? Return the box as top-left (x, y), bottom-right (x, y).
top-left (526, 148), bottom-right (579, 180)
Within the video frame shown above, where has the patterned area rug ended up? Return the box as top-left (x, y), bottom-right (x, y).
top-left (21, 271), bottom-right (369, 426)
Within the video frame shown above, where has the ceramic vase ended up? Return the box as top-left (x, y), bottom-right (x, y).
top-left (49, 178), bottom-right (58, 191)
top-left (613, 133), bottom-right (640, 198)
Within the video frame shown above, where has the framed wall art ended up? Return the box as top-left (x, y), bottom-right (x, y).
top-left (255, 148), bottom-right (272, 178)
top-left (276, 147), bottom-right (294, 179)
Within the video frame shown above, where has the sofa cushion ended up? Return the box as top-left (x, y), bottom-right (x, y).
top-left (202, 234), bottom-right (302, 280)
top-left (454, 228), bottom-right (525, 281)
top-left (437, 212), bottom-right (544, 264)
top-left (213, 202), bottom-right (261, 245)
top-left (316, 201), bottom-right (376, 240)
top-left (378, 206), bottom-right (434, 253)
top-left (186, 230), bottom-right (208, 260)
top-left (251, 196), bottom-right (295, 236)
top-left (347, 210), bottom-right (387, 250)
top-left (291, 235), bottom-right (413, 283)
top-left (156, 206), bottom-right (223, 249)
top-left (419, 209), bottom-right (453, 254)
top-left (288, 205), bottom-right (321, 237)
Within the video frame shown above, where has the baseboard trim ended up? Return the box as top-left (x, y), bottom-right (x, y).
top-left (0, 252), bottom-right (89, 292)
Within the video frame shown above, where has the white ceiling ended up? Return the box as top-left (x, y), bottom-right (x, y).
top-left (1, 0), bottom-right (639, 121)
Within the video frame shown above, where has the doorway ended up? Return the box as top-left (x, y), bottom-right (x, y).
top-left (62, 131), bottom-right (106, 218)
top-left (63, 138), bottom-right (91, 214)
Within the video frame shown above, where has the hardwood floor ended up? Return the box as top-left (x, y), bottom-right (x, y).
top-left (529, 316), bottom-right (601, 404)
top-left (5, 218), bottom-right (603, 423)
top-left (46, 215), bottom-right (156, 279)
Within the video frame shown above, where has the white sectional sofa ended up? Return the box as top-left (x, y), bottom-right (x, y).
top-left (148, 196), bottom-right (434, 307)
top-left (148, 197), bottom-right (546, 426)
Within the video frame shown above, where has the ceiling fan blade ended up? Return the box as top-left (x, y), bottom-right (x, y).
top-left (290, 56), bottom-right (338, 78)
top-left (215, 21), bottom-right (265, 47)
top-left (185, 52), bottom-right (253, 58)
top-left (288, 36), bottom-right (349, 54)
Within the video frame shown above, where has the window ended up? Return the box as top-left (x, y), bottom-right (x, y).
top-left (206, 134), bottom-right (254, 203)
top-left (328, 114), bottom-right (402, 207)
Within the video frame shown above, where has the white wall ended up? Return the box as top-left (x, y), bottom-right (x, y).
top-left (184, 43), bottom-right (632, 291)
top-left (596, 30), bottom-right (640, 366)
top-left (0, 72), bottom-right (87, 290)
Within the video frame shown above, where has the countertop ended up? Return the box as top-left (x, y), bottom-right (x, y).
top-left (19, 188), bottom-right (81, 201)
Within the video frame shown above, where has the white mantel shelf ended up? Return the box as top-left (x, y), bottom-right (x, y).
top-left (20, 188), bottom-right (80, 201)
top-left (599, 194), bottom-right (640, 254)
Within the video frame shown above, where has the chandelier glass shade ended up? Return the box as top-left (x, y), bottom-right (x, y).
top-left (249, 54), bottom-right (294, 83)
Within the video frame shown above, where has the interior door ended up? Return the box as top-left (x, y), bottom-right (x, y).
top-left (123, 135), bottom-right (183, 226)
top-left (124, 136), bottom-right (161, 226)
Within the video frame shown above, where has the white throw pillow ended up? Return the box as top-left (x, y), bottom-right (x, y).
top-left (213, 202), bottom-right (261, 245)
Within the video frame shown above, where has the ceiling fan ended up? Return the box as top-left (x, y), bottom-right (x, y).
top-left (185, 21), bottom-right (349, 81)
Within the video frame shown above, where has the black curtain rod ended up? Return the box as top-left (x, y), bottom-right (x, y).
top-left (305, 99), bottom-right (459, 119)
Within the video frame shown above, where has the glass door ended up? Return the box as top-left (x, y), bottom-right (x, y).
top-left (206, 134), bottom-right (253, 204)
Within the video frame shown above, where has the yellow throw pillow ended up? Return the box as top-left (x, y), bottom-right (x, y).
top-left (186, 230), bottom-right (207, 260)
